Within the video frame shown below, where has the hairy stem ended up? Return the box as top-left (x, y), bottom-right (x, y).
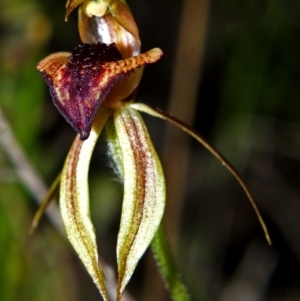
top-left (151, 225), bottom-right (191, 301)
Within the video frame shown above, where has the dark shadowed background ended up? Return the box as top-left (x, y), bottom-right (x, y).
top-left (1, 0), bottom-right (300, 300)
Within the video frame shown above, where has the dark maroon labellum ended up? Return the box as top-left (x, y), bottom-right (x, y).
top-left (41, 42), bottom-right (126, 140)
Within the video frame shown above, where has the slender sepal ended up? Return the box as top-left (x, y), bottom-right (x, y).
top-left (113, 106), bottom-right (166, 300)
top-left (59, 108), bottom-right (112, 301)
top-left (29, 172), bottom-right (61, 234)
top-left (132, 103), bottom-right (271, 245)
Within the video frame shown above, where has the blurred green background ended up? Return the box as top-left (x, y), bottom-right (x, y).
top-left (1, 0), bottom-right (300, 300)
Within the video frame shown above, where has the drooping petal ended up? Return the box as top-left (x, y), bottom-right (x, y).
top-left (59, 107), bottom-right (112, 301)
top-left (113, 106), bottom-right (166, 301)
top-left (78, 8), bottom-right (140, 58)
top-left (37, 43), bottom-right (163, 140)
top-left (132, 103), bottom-right (271, 245)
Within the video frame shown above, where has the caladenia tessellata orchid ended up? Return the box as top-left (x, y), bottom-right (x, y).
top-left (32, 0), bottom-right (271, 300)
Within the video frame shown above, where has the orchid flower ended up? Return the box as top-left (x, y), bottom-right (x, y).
top-left (32, 1), bottom-right (271, 301)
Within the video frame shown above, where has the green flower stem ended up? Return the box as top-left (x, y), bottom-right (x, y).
top-left (151, 225), bottom-right (191, 301)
